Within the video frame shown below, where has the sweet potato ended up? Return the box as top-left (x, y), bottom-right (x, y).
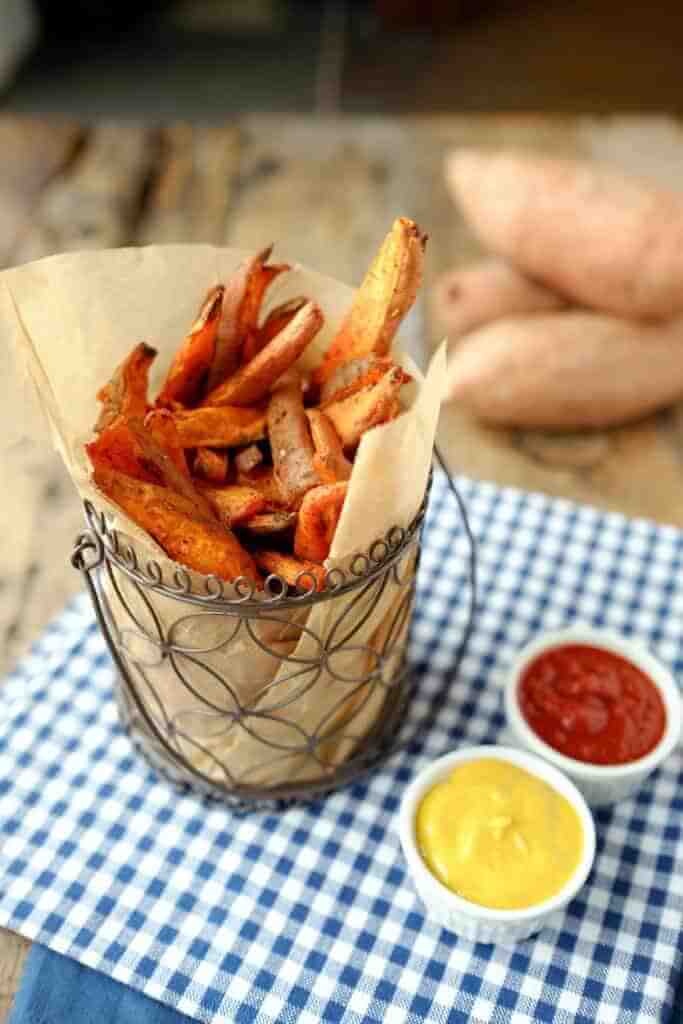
top-left (254, 550), bottom-right (326, 592)
top-left (447, 149), bottom-right (683, 319)
top-left (306, 409), bottom-right (352, 483)
top-left (193, 447), bottom-right (229, 484)
top-left (241, 509), bottom-right (296, 535)
top-left (243, 296), bottom-right (308, 363)
top-left (199, 484), bottom-right (266, 526)
top-left (447, 310), bottom-right (683, 429)
top-left (156, 286), bottom-right (223, 406)
top-left (86, 423), bottom-right (154, 483)
top-left (268, 374), bottom-right (320, 504)
top-left (314, 218), bottom-right (426, 384)
top-left (171, 406), bottom-right (266, 448)
top-left (144, 409), bottom-right (189, 475)
top-left (323, 365), bottom-right (406, 449)
top-left (431, 259), bottom-right (565, 340)
top-left (92, 463), bottom-right (259, 582)
top-left (207, 246), bottom-right (288, 390)
top-left (203, 300), bottom-right (324, 407)
top-left (234, 444), bottom-right (263, 475)
top-left (95, 342), bottom-right (156, 432)
top-left (294, 483), bottom-right (347, 561)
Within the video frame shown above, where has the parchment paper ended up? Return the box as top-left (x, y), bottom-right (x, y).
top-left (1, 245), bottom-right (445, 785)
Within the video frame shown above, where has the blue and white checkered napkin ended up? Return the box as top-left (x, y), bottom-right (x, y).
top-left (1, 472), bottom-right (682, 1024)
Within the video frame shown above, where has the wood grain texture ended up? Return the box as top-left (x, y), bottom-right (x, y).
top-left (4, 113), bottom-right (683, 1018)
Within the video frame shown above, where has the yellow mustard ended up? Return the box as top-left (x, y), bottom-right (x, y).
top-left (416, 758), bottom-right (583, 910)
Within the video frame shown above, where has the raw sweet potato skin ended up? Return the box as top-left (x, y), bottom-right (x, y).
top-left (447, 149), bottom-right (683, 319)
top-left (432, 259), bottom-right (565, 341)
top-left (447, 310), bottom-right (683, 429)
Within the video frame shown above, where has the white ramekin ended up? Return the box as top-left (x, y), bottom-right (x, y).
top-left (505, 625), bottom-right (682, 807)
top-left (398, 744), bottom-right (596, 945)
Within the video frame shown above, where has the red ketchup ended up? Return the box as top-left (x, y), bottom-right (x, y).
top-left (519, 644), bottom-right (666, 765)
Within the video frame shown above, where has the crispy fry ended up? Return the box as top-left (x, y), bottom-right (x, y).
top-left (203, 300), bottom-right (324, 407)
top-left (199, 484), bottom-right (266, 526)
top-left (243, 296), bottom-right (308, 364)
top-left (314, 218), bottom-right (426, 385)
top-left (234, 444), bottom-right (263, 475)
top-left (241, 510), bottom-right (297, 535)
top-left (126, 417), bottom-right (217, 521)
top-left (236, 466), bottom-right (285, 506)
top-left (323, 365), bottom-right (406, 449)
top-left (319, 355), bottom-right (394, 404)
top-left (306, 409), bottom-right (352, 484)
top-left (207, 247), bottom-right (289, 390)
top-left (294, 483), bottom-right (347, 561)
top-left (143, 408), bottom-right (189, 475)
top-left (254, 551), bottom-right (326, 592)
top-left (268, 374), bottom-right (320, 505)
top-left (193, 447), bottom-right (229, 484)
top-left (95, 342), bottom-right (156, 432)
top-left (171, 406), bottom-right (267, 448)
top-left (86, 422), bottom-right (155, 483)
top-left (156, 286), bottom-right (223, 406)
top-left (92, 464), bottom-right (259, 583)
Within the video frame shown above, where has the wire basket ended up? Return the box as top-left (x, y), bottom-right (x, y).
top-left (72, 466), bottom-right (475, 811)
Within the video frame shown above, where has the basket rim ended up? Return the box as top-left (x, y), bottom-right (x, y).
top-left (75, 474), bottom-right (431, 612)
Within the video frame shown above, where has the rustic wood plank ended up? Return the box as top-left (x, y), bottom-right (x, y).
top-left (0, 931), bottom-right (30, 1023)
top-left (12, 121), bottom-right (159, 264)
top-left (137, 122), bottom-right (241, 244)
top-left (0, 116), bottom-right (83, 268)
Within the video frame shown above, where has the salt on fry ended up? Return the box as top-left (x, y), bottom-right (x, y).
top-left (306, 409), bottom-right (352, 483)
top-left (254, 551), bottom-right (326, 592)
top-left (193, 447), bottom-right (229, 484)
top-left (156, 286), bottom-right (223, 406)
top-left (203, 300), bottom-right (324, 407)
top-left (171, 406), bottom-right (266, 448)
top-left (314, 217), bottom-right (426, 385)
top-left (323, 365), bottom-right (406, 449)
top-left (95, 342), bottom-right (156, 433)
top-left (92, 463), bottom-right (259, 583)
top-left (294, 482), bottom-right (348, 561)
top-left (268, 373), bottom-right (320, 505)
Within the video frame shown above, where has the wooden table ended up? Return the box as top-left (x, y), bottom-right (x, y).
top-left (2, 112), bottom-right (683, 1018)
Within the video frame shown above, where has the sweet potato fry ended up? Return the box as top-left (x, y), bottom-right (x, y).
top-left (207, 246), bottom-right (289, 390)
top-left (143, 408), bottom-right (189, 475)
top-left (126, 417), bottom-right (217, 521)
top-left (199, 484), bottom-right (266, 526)
top-left (95, 342), bottom-right (156, 433)
top-left (156, 286), bottom-right (223, 406)
top-left (323, 365), bottom-right (406, 449)
top-left (319, 354), bottom-right (393, 405)
top-left (234, 444), bottom-right (263, 475)
top-left (241, 510), bottom-right (297, 535)
top-left (314, 218), bottom-right (426, 385)
top-left (193, 447), bottom-right (229, 484)
top-left (254, 551), bottom-right (326, 592)
top-left (294, 483), bottom-right (347, 561)
top-left (268, 374), bottom-right (320, 505)
top-left (306, 409), bottom-right (352, 484)
top-left (236, 466), bottom-right (285, 506)
top-left (171, 406), bottom-right (267, 448)
top-left (86, 423), bottom-right (155, 483)
top-left (92, 464), bottom-right (259, 583)
top-left (203, 300), bottom-right (324, 407)
top-left (243, 296), bottom-right (308, 364)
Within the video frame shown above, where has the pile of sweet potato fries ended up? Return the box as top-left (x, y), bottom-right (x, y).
top-left (87, 218), bottom-right (426, 589)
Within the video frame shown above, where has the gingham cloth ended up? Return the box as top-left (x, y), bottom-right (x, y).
top-left (0, 471), bottom-right (682, 1024)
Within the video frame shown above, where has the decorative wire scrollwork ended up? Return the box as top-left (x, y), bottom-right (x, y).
top-left (73, 455), bottom-right (477, 812)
